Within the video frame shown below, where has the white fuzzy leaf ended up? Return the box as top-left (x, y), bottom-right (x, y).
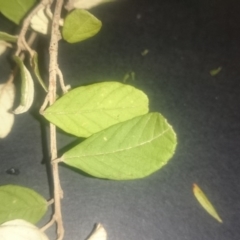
top-left (0, 219), bottom-right (49, 240)
top-left (0, 82), bottom-right (15, 138)
top-left (30, 8), bottom-right (50, 34)
top-left (87, 224), bottom-right (107, 240)
top-left (30, 7), bottom-right (63, 34)
top-left (73, 0), bottom-right (114, 9)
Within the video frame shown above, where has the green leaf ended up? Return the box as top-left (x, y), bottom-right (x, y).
top-left (12, 56), bottom-right (34, 114)
top-left (0, 31), bottom-right (17, 42)
top-left (0, 0), bottom-right (36, 25)
top-left (62, 112), bottom-right (177, 180)
top-left (43, 81), bottom-right (149, 137)
top-left (31, 51), bottom-right (48, 92)
top-left (62, 9), bottom-right (102, 43)
top-left (0, 185), bottom-right (48, 225)
top-left (210, 67), bottom-right (222, 76)
top-left (193, 183), bottom-right (223, 223)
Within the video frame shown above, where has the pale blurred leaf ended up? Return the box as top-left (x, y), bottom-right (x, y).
top-left (87, 224), bottom-right (107, 240)
top-left (73, 0), bottom-right (115, 9)
top-left (0, 219), bottom-right (49, 240)
top-left (0, 81), bottom-right (15, 138)
top-left (30, 8), bottom-right (50, 34)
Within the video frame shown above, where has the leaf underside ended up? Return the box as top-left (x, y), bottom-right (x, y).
top-left (0, 82), bottom-right (15, 138)
top-left (62, 112), bottom-right (177, 180)
top-left (12, 56), bottom-right (34, 114)
top-left (0, 185), bottom-right (48, 225)
top-left (43, 81), bottom-right (149, 137)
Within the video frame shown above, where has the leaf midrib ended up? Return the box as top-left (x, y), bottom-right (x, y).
top-left (64, 127), bottom-right (172, 159)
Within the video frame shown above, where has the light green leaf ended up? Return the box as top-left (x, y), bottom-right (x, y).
top-left (31, 51), bottom-right (48, 92)
top-left (0, 185), bottom-right (48, 225)
top-left (0, 31), bottom-right (17, 42)
top-left (62, 112), bottom-right (177, 180)
top-left (193, 183), bottom-right (223, 223)
top-left (43, 81), bottom-right (148, 137)
top-left (0, 0), bottom-right (36, 25)
top-left (210, 67), bottom-right (222, 76)
top-left (12, 56), bottom-right (34, 114)
top-left (62, 9), bottom-right (102, 43)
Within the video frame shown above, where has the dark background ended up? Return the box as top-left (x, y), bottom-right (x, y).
top-left (1, 0), bottom-right (240, 239)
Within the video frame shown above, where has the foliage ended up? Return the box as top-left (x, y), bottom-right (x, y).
top-left (62, 112), bottom-right (176, 180)
top-left (43, 82), bottom-right (149, 137)
top-left (0, 0), bottom-right (36, 24)
top-left (0, 185), bottom-right (48, 225)
top-left (0, 0), bottom-right (178, 239)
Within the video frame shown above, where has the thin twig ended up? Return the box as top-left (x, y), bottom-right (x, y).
top-left (16, 0), bottom-right (52, 56)
top-left (48, 199), bottom-right (55, 205)
top-left (41, 217), bottom-right (56, 232)
top-left (48, 0), bottom-right (65, 239)
top-left (40, 94), bottom-right (49, 113)
top-left (7, 31), bottom-right (38, 84)
top-left (56, 67), bottom-right (68, 93)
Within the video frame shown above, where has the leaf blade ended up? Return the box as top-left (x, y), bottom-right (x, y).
top-left (62, 9), bottom-right (102, 43)
top-left (0, 0), bottom-right (36, 24)
top-left (62, 112), bottom-right (177, 180)
top-left (193, 183), bottom-right (223, 223)
top-left (87, 224), bottom-right (107, 240)
top-left (0, 185), bottom-right (48, 225)
top-left (12, 56), bottom-right (34, 114)
top-left (43, 81), bottom-right (149, 137)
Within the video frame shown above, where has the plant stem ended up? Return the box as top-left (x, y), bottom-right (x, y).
top-left (8, 31), bottom-right (38, 85)
top-left (16, 0), bottom-right (51, 56)
top-left (48, 0), bottom-right (65, 239)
